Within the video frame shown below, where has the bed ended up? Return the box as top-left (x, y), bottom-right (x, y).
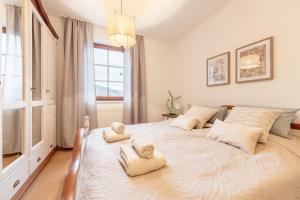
top-left (61, 108), bottom-right (300, 200)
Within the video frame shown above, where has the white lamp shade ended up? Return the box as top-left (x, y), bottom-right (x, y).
top-left (107, 14), bottom-right (136, 48)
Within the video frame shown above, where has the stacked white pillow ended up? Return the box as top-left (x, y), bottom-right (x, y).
top-left (224, 107), bottom-right (280, 143)
top-left (208, 120), bottom-right (264, 154)
top-left (183, 106), bottom-right (218, 129)
top-left (170, 115), bottom-right (199, 131)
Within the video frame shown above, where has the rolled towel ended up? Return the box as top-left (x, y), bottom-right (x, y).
top-left (119, 145), bottom-right (166, 177)
top-left (132, 138), bottom-right (154, 159)
top-left (111, 122), bottom-right (125, 134)
top-left (103, 128), bottom-right (131, 143)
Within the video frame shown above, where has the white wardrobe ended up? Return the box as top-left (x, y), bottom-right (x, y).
top-left (0, 0), bottom-right (57, 199)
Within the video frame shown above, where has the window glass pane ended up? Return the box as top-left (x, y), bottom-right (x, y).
top-left (1, 33), bottom-right (6, 54)
top-left (109, 50), bottom-right (124, 67)
top-left (2, 108), bottom-right (24, 169)
top-left (109, 67), bottom-right (124, 82)
top-left (95, 81), bottom-right (108, 96)
top-left (95, 65), bottom-right (108, 81)
top-left (32, 106), bottom-right (42, 147)
top-left (109, 82), bottom-right (123, 96)
top-left (94, 48), bottom-right (108, 65)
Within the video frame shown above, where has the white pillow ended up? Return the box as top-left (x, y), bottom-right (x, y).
top-left (170, 115), bottom-right (199, 131)
top-left (204, 122), bottom-right (213, 128)
top-left (184, 106), bottom-right (218, 129)
top-left (207, 120), bottom-right (264, 154)
top-left (225, 107), bottom-right (280, 143)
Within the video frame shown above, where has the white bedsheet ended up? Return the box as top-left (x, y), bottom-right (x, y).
top-left (78, 120), bottom-right (300, 200)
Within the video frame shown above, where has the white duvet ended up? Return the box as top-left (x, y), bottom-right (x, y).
top-left (78, 120), bottom-right (300, 200)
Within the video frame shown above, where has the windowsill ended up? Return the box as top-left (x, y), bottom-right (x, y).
top-left (97, 100), bottom-right (123, 104)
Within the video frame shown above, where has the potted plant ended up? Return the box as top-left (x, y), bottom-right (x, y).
top-left (166, 90), bottom-right (181, 115)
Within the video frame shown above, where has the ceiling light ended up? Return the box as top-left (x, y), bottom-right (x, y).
top-left (107, 0), bottom-right (136, 48)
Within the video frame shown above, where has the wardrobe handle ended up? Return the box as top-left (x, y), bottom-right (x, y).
top-left (13, 180), bottom-right (20, 188)
top-left (50, 144), bottom-right (53, 148)
top-left (37, 157), bottom-right (41, 162)
top-left (30, 87), bottom-right (36, 90)
top-left (46, 90), bottom-right (51, 93)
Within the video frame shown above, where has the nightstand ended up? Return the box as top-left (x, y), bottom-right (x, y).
top-left (162, 113), bottom-right (178, 120)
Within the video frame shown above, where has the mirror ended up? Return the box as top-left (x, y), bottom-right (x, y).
top-left (32, 14), bottom-right (41, 101)
top-left (32, 106), bottom-right (42, 147)
top-left (1, 2), bottom-right (24, 169)
top-left (31, 14), bottom-right (42, 148)
top-left (2, 109), bottom-right (24, 168)
top-left (1, 3), bottom-right (23, 101)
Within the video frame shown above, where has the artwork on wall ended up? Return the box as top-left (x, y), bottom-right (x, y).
top-left (207, 52), bottom-right (230, 86)
top-left (236, 37), bottom-right (273, 83)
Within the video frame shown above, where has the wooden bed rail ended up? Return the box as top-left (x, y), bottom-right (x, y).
top-left (222, 105), bottom-right (300, 130)
top-left (61, 116), bottom-right (90, 200)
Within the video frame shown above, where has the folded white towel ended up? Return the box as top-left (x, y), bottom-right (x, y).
top-left (119, 145), bottom-right (166, 177)
top-left (103, 128), bottom-right (131, 143)
top-left (111, 122), bottom-right (125, 134)
top-left (132, 138), bottom-right (154, 159)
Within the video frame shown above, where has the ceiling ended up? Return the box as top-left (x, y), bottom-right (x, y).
top-left (41, 0), bottom-right (234, 43)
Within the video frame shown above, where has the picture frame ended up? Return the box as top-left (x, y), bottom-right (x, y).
top-left (236, 37), bottom-right (273, 83)
top-left (207, 52), bottom-right (230, 86)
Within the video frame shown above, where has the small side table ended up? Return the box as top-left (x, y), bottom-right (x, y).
top-left (162, 113), bottom-right (178, 120)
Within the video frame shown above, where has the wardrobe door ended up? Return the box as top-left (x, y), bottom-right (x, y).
top-left (44, 104), bottom-right (55, 138)
top-left (0, 3), bottom-right (29, 195)
top-left (30, 13), bottom-right (45, 166)
top-left (0, 3), bottom-right (26, 168)
top-left (43, 29), bottom-right (57, 157)
top-left (45, 33), bottom-right (56, 100)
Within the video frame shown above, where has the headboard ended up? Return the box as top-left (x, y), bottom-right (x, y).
top-left (222, 105), bottom-right (300, 130)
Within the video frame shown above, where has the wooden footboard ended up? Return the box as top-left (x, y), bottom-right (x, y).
top-left (61, 117), bottom-right (90, 200)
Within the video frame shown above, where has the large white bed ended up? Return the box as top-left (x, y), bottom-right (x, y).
top-left (75, 119), bottom-right (300, 200)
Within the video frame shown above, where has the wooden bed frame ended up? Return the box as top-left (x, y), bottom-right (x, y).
top-left (61, 117), bottom-right (90, 200)
top-left (60, 107), bottom-right (300, 200)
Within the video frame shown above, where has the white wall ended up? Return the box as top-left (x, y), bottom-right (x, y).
top-left (96, 102), bottom-right (123, 127)
top-left (144, 37), bottom-right (178, 121)
top-left (172, 0), bottom-right (300, 111)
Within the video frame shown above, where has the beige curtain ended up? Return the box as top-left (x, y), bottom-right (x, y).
top-left (123, 35), bottom-right (147, 124)
top-left (2, 5), bottom-right (23, 154)
top-left (57, 18), bottom-right (98, 148)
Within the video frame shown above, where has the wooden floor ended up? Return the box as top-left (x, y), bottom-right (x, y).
top-left (3, 154), bottom-right (21, 168)
top-left (21, 150), bottom-right (72, 200)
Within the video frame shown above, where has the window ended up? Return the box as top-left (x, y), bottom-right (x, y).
top-left (94, 43), bottom-right (124, 101)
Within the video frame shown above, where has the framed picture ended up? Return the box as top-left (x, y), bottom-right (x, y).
top-left (207, 52), bottom-right (230, 86)
top-left (236, 37), bottom-right (273, 83)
